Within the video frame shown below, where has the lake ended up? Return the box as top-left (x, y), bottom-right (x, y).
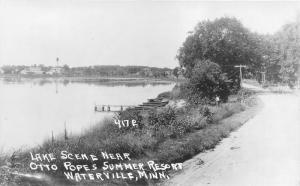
top-left (0, 78), bottom-right (174, 152)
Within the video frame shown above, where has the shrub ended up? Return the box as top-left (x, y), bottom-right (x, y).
top-left (169, 119), bottom-right (190, 138)
top-left (144, 106), bottom-right (195, 138)
top-left (185, 60), bottom-right (230, 105)
top-left (146, 107), bottom-right (177, 129)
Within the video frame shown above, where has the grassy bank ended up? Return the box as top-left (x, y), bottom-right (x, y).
top-left (0, 87), bottom-right (258, 186)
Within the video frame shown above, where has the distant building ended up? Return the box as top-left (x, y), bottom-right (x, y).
top-left (164, 70), bottom-right (172, 77)
top-left (0, 68), bottom-right (4, 74)
top-left (142, 68), bottom-right (153, 77)
top-left (20, 67), bottom-right (44, 75)
top-left (46, 66), bottom-right (63, 75)
top-left (19, 68), bottom-right (29, 75)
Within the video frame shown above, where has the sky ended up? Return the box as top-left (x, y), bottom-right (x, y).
top-left (0, 0), bottom-right (300, 68)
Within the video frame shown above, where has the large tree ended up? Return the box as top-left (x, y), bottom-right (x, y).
top-left (251, 34), bottom-right (281, 83)
top-left (255, 17), bottom-right (300, 85)
top-left (177, 17), bottom-right (263, 90)
top-left (273, 18), bottom-right (300, 85)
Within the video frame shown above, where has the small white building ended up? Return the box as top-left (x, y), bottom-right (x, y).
top-left (46, 67), bottom-right (63, 75)
top-left (0, 68), bottom-right (4, 74)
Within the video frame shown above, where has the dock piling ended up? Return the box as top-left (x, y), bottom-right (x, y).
top-left (94, 99), bottom-right (168, 112)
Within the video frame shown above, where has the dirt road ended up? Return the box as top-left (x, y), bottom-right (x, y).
top-left (164, 93), bottom-right (300, 186)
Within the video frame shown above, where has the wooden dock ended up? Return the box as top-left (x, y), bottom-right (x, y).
top-left (94, 98), bottom-right (169, 112)
top-left (94, 105), bottom-right (135, 112)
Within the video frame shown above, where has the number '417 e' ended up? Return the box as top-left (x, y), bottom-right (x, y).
top-left (114, 120), bottom-right (137, 128)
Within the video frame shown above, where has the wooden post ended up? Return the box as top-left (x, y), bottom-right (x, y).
top-left (234, 65), bottom-right (247, 86)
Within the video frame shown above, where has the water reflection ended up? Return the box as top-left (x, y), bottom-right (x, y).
top-left (1, 77), bottom-right (172, 87)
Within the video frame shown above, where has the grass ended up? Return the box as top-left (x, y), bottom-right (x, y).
top-left (155, 99), bottom-right (258, 165)
top-left (1, 88), bottom-right (258, 186)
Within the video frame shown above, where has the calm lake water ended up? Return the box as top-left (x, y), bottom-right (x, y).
top-left (0, 78), bottom-right (174, 152)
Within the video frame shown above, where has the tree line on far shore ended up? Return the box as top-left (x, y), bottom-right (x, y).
top-left (0, 65), bottom-right (174, 79)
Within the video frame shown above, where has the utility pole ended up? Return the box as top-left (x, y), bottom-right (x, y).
top-left (234, 65), bottom-right (247, 86)
top-left (56, 57), bottom-right (59, 67)
top-left (260, 71), bottom-right (266, 84)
